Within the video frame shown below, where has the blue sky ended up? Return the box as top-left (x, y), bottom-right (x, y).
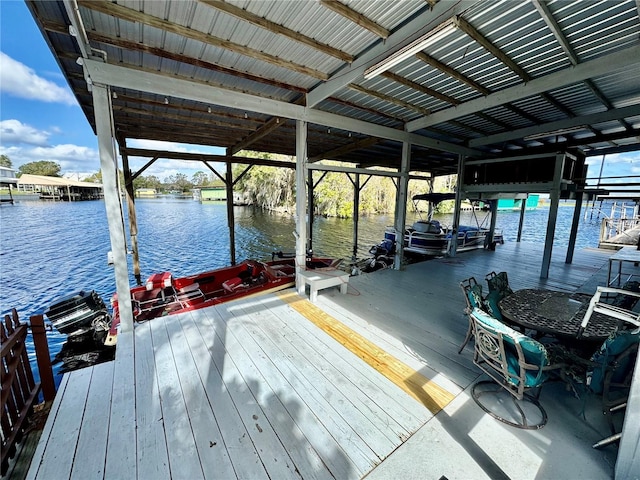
top-left (1, 1), bottom-right (638, 187)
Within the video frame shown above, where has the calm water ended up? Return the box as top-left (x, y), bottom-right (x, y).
top-left (0, 197), bottom-right (606, 383)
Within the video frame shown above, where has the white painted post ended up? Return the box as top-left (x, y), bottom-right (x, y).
top-left (615, 351), bottom-right (640, 478)
top-left (91, 82), bottom-right (134, 332)
top-left (449, 155), bottom-right (465, 257)
top-left (295, 120), bottom-right (308, 294)
top-left (393, 141), bottom-right (410, 270)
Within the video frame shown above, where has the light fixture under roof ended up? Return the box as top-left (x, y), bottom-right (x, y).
top-left (364, 19), bottom-right (456, 79)
top-left (524, 126), bottom-right (587, 141)
top-left (164, 97), bottom-right (169, 104)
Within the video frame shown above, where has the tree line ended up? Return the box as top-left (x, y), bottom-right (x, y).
top-left (1, 154), bottom-right (455, 217)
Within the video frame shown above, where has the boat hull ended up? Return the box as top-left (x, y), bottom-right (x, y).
top-left (107, 257), bottom-right (340, 345)
top-left (386, 225), bottom-right (504, 256)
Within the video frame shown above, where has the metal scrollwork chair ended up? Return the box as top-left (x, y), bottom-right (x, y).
top-left (575, 286), bottom-right (640, 447)
top-left (458, 277), bottom-right (485, 354)
top-left (470, 308), bottom-right (565, 429)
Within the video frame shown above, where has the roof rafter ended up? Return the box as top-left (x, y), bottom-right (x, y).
top-left (306, 0), bottom-right (475, 107)
top-left (77, 0), bottom-right (329, 80)
top-left (319, 0), bottom-right (389, 39)
top-left (406, 45), bottom-right (640, 131)
top-left (200, 0), bottom-right (354, 63)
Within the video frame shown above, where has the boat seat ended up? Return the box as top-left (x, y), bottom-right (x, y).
top-left (222, 277), bottom-right (244, 293)
top-left (176, 283), bottom-right (204, 304)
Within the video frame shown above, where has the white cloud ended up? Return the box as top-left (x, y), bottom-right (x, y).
top-left (0, 143), bottom-right (100, 174)
top-left (127, 139), bottom-right (226, 180)
top-left (0, 119), bottom-right (50, 146)
top-left (0, 52), bottom-right (77, 105)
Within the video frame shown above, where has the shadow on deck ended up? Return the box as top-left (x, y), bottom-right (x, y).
top-left (26, 242), bottom-right (630, 479)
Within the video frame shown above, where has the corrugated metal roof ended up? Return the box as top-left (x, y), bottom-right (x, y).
top-left (26, 0), bottom-right (640, 177)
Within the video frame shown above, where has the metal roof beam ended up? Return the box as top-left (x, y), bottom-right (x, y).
top-left (469, 104), bottom-right (640, 147)
top-left (406, 45), bottom-right (640, 132)
top-left (84, 59), bottom-right (479, 156)
top-left (306, 0), bottom-right (475, 107)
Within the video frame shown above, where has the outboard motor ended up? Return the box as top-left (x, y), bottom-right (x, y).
top-left (45, 290), bottom-right (111, 341)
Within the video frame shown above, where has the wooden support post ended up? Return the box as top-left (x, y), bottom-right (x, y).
top-left (566, 192), bottom-right (584, 264)
top-left (487, 199), bottom-right (498, 249)
top-left (393, 141), bottom-right (410, 270)
top-left (352, 173), bottom-right (360, 261)
top-left (541, 153), bottom-right (565, 279)
top-left (121, 140), bottom-right (142, 285)
top-left (295, 120), bottom-right (308, 294)
top-left (449, 155), bottom-right (465, 257)
top-left (29, 314), bottom-right (55, 402)
top-left (517, 195), bottom-right (527, 242)
top-left (307, 169), bottom-right (314, 254)
top-left (225, 160), bottom-right (236, 265)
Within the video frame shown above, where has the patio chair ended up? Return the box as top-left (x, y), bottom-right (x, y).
top-left (458, 277), bottom-right (485, 353)
top-left (483, 271), bottom-right (513, 323)
top-left (573, 286), bottom-right (640, 442)
top-left (469, 307), bottom-right (565, 429)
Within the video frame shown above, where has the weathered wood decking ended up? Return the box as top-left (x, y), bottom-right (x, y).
top-left (26, 242), bottom-right (625, 479)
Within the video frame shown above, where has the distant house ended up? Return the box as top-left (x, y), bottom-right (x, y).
top-left (200, 186), bottom-right (226, 203)
top-left (17, 174), bottom-right (103, 201)
top-left (0, 166), bottom-right (19, 204)
top-left (135, 188), bottom-right (158, 198)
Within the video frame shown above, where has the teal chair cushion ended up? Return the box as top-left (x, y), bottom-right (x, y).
top-left (483, 290), bottom-right (503, 321)
top-left (588, 331), bottom-right (640, 394)
top-left (472, 308), bottom-right (550, 388)
top-left (467, 284), bottom-right (484, 310)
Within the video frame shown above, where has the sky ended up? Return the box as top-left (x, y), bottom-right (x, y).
top-left (0, 0), bottom-right (638, 187)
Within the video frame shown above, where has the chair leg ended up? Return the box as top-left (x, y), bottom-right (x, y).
top-left (458, 321), bottom-right (473, 354)
top-left (471, 381), bottom-right (548, 429)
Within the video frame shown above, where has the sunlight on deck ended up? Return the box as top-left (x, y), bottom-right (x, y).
top-left (276, 291), bottom-right (455, 413)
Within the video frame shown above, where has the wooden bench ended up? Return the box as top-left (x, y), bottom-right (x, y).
top-left (298, 270), bottom-right (349, 302)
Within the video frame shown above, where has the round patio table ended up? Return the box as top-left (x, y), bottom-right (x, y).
top-left (499, 289), bottom-right (620, 342)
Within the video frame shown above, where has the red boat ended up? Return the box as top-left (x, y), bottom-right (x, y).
top-left (106, 257), bottom-right (341, 345)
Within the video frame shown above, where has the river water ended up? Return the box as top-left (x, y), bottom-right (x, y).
top-left (0, 197), bottom-right (607, 384)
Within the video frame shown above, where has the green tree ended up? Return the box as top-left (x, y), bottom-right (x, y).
top-left (82, 171), bottom-right (102, 183)
top-left (18, 160), bottom-right (62, 177)
top-left (165, 173), bottom-right (193, 192)
top-left (191, 171), bottom-right (209, 187)
top-left (0, 155), bottom-right (12, 168)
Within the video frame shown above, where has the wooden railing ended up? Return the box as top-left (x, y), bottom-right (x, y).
top-left (1, 309), bottom-right (55, 475)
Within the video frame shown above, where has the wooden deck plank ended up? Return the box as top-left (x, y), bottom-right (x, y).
top-left (26, 243), bottom-right (618, 480)
top-left (216, 301), bottom-right (379, 476)
top-left (70, 362), bottom-right (114, 480)
top-left (228, 299), bottom-right (398, 460)
top-left (134, 321), bottom-right (170, 479)
top-left (25, 373), bottom-right (70, 480)
top-left (31, 366), bottom-right (92, 479)
top-left (198, 305), bottom-right (362, 479)
top-left (186, 308), bottom-right (333, 480)
top-left (232, 296), bottom-right (410, 452)
top-left (262, 298), bottom-right (432, 427)
top-left (104, 330), bottom-right (137, 479)
top-left (149, 318), bottom-right (204, 479)
top-left (163, 314), bottom-right (252, 480)
top-left (277, 292), bottom-right (456, 414)
top-left (177, 309), bottom-right (269, 479)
